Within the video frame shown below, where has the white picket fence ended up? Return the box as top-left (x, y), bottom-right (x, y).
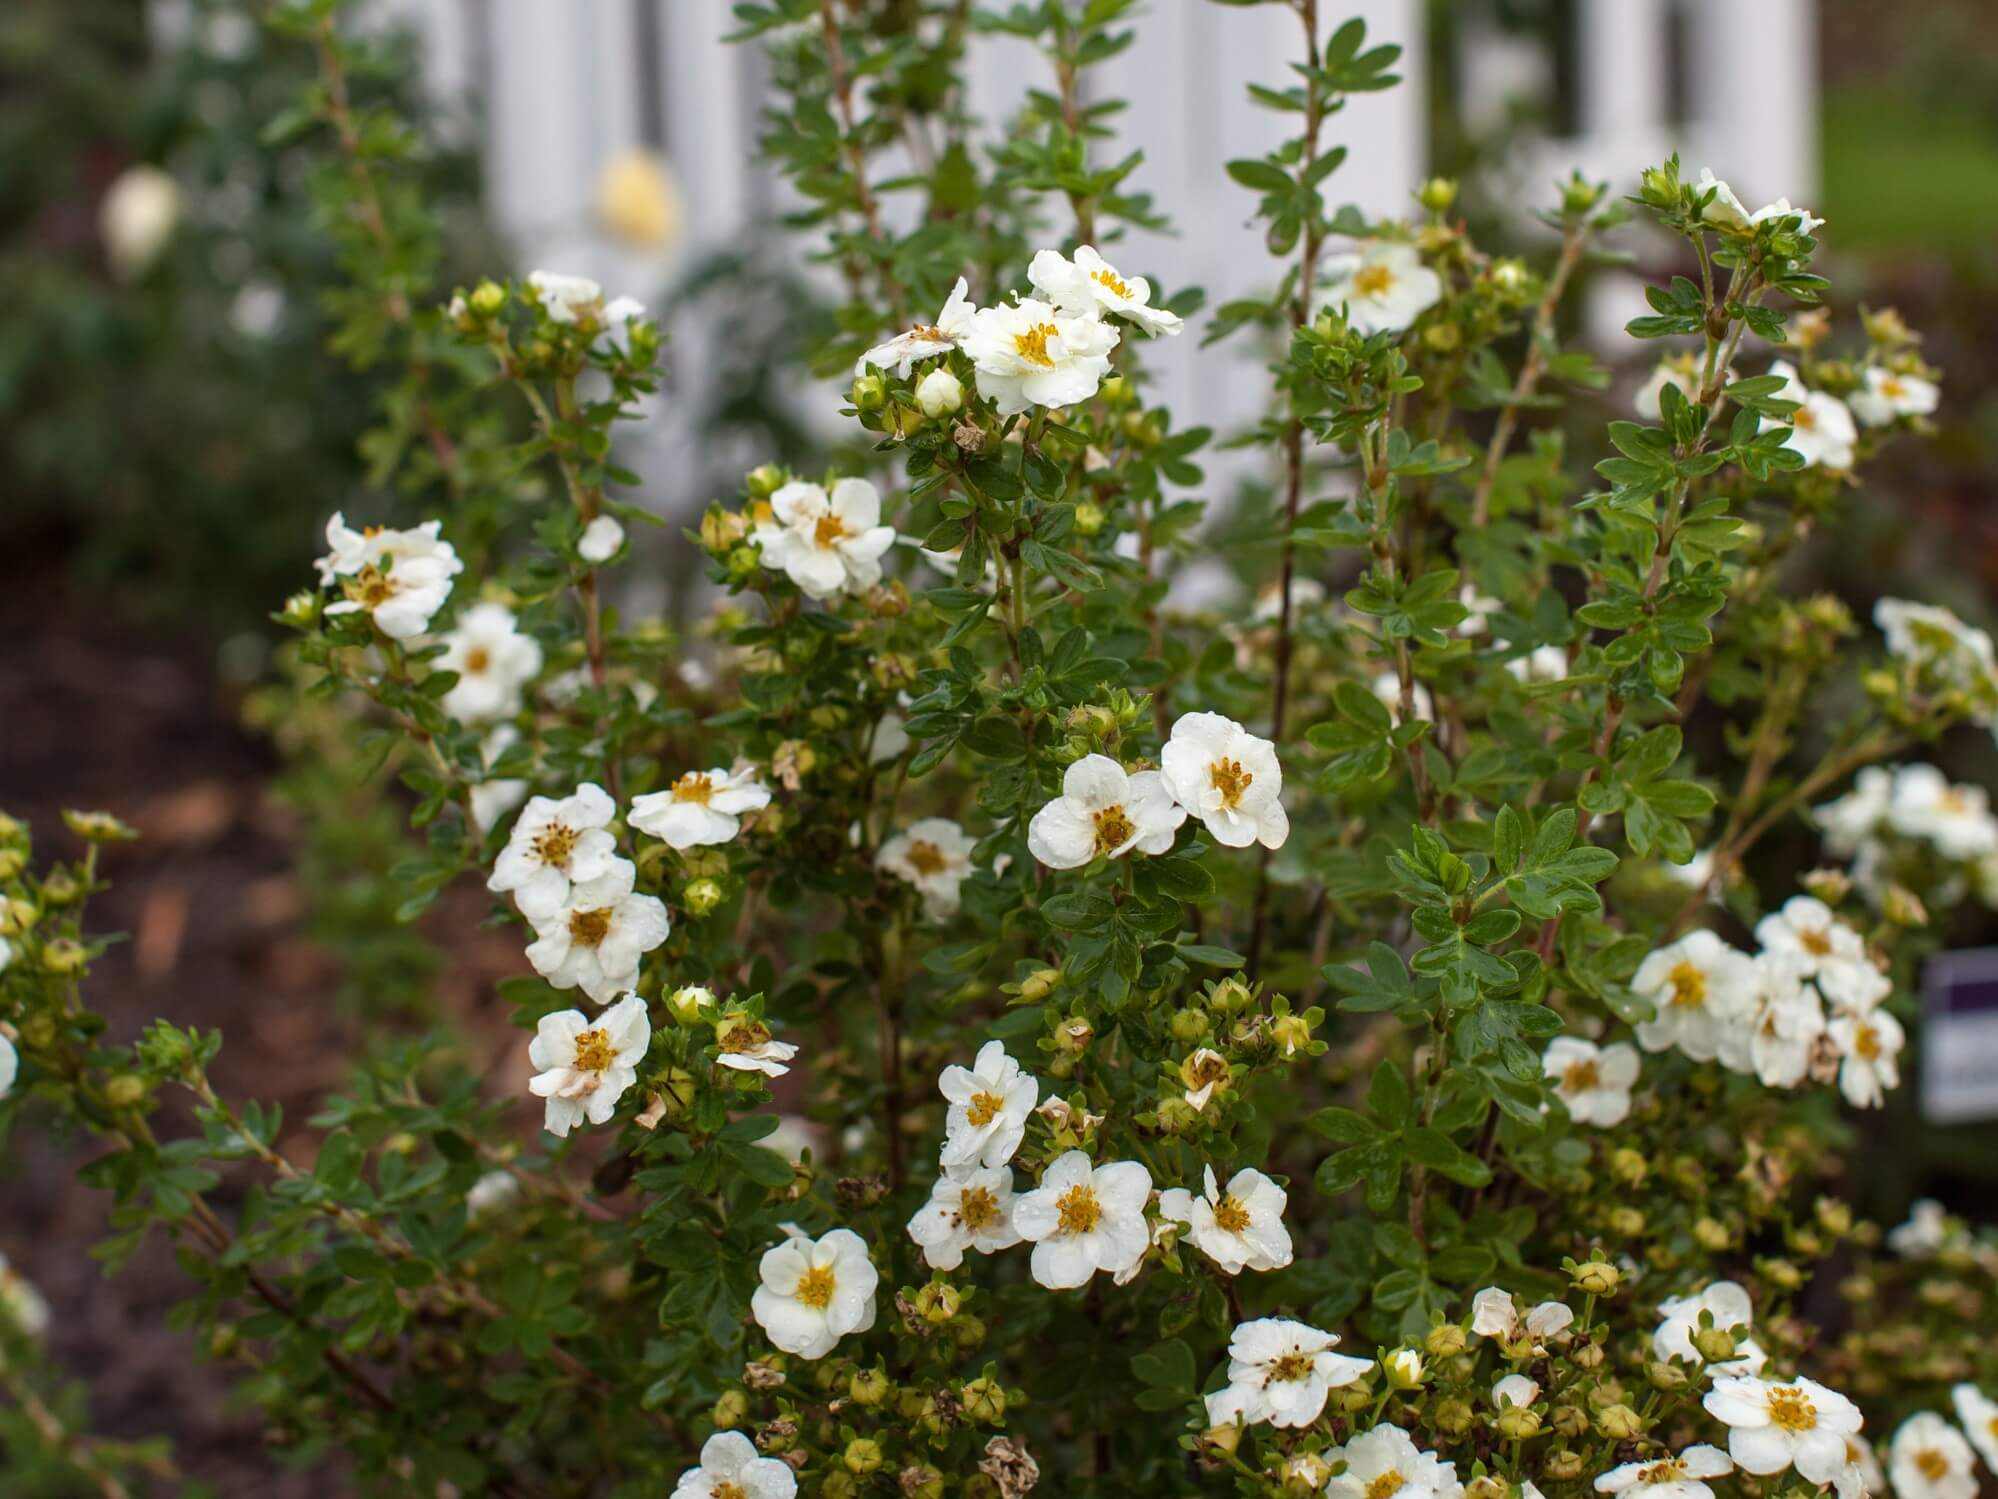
top-left (298, 1), bottom-right (1817, 522)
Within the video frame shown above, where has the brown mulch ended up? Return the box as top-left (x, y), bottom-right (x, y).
top-left (0, 547), bottom-right (531, 1495)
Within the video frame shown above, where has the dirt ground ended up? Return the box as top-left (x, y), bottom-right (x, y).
top-left (0, 553), bottom-right (531, 1495)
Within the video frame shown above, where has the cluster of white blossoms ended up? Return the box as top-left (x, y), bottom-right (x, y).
top-left (1627, 896), bottom-right (1903, 1107)
top-left (1875, 598), bottom-right (1998, 730)
top-left (853, 244), bottom-right (1181, 426)
top-left (1025, 710), bottom-right (1288, 870)
top-left (1694, 169), bottom-right (1823, 238)
top-left (521, 269), bottom-right (646, 339)
top-left (314, 513), bottom-right (464, 641)
top-left (1816, 762), bottom-right (1998, 907)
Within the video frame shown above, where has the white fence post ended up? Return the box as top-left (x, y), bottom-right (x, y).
top-left (1686, 0), bottom-right (1817, 203)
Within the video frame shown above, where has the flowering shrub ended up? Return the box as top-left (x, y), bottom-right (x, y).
top-left (6, 2), bottom-right (1998, 1497)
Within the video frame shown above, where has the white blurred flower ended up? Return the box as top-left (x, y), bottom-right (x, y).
top-left (1635, 352), bottom-right (1701, 420)
top-left (1323, 1424), bottom-right (1463, 1499)
top-left (1815, 768), bottom-right (1893, 858)
top-left (578, 515), bottom-right (626, 564)
top-left (1594, 1445), bottom-right (1735, 1499)
top-left (1373, 668), bottom-right (1435, 724)
top-left (1505, 644), bottom-right (1570, 684)
top-left (1887, 1412), bottom-right (1977, 1499)
top-left (671, 1431), bottom-right (796, 1499)
top-left (1886, 765), bottom-right (1998, 860)
top-left (1313, 242), bottom-right (1442, 334)
top-left (0, 1033), bottom-right (16, 1099)
top-left (527, 995), bottom-right (651, 1138)
top-left (855, 277), bottom-right (977, 378)
top-left (527, 269), bottom-right (605, 325)
top-left (1653, 1281), bottom-right (1767, 1377)
top-left (1543, 1036), bottom-right (1640, 1126)
top-left (440, 603), bottom-right (543, 724)
top-left (1762, 361), bottom-right (1855, 470)
top-left (100, 164), bottom-right (181, 280)
top-left (879, 817), bottom-right (978, 920)
top-left (0, 1253), bottom-right (49, 1338)
top-left (1888, 1199), bottom-right (1959, 1259)
top-left (466, 1169), bottom-right (521, 1222)
top-left (1875, 599), bottom-right (1997, 691)
top-left (1631, 930), bottom-right (1758, 1062)
top-left (316, 513), bottom-right (463, 641)
top-left (752, 478), bottom-right (897, 600)
top-left (1703, 1376), bottom-right (1861, 1484)
top-left (1028, 245), bottom-right (1182, 336)
top-left (1948, 1384), bottom-right (1998, 1473)
top-left (524, 861), bottom-right (670, 1004)
top-left (1850, 366), bottom-right (1939, 427)
top-left (1828, 1006), bottom-right (1904, 1108)
top-left (468, 726), bottom-right (531, 836)
top-left (596, 148), bottom-right (684, 251)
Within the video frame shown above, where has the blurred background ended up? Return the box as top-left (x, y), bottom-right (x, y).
top-left (4, 0), bottom-right (1996, 1491)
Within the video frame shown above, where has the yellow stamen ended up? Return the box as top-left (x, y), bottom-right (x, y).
top-left (1854, 1025), bottom-right (1881, 1061)
top-left (1208, 758), bottom-right (1254, 809)
top-left (1091, 267), bottom-right (1134, 299)
top-left (1212, 1195), bottom-right (1252, 1234)
top-left (672, 771), bottom-right (716, 805)
top-left (795, 1265), bottom-right (837, 1309)
top-left (1054, 1183), bottom-right (1101, 1235)
top-left (966, 1090), bottom-right (1004, 1127)
top-left (463, 645), bottom-right (491, 674)
top-left (1365, 1472), bottom-right (1407, 1499)
top-left (1269, 1351), bottom-right (1313, 1382)
top-left (1012, 322), bottom-right (1059, 367)
top-left (1092, 803), bottom-right (1136, 855)
top-left (1667, 960), bottom-right (1708, 1009)
top-left (1563, 1059), bottom-right (1602, 1093)
top-left (1765, 1386), bottom-right (1817, 1433)
top-left (1915, 1451), bottom-right (1949, 1482)
top-left (1353, 264), bottom-right (1396, 298)
top-left (571, 1027), bottom-right (615, 1073)
top-left (813, 511), bottom-right (849, 548)
top-left (1800, 928), bottom-right (1832, 957)
top-left (568, 908), bottom-right (612, 947)
top-left (531, 821), bottom-right (579, 870)
top-left (956, 1185), bottom-right (1001, 1231)
top-left (905, 840), bottom-right (948, 876)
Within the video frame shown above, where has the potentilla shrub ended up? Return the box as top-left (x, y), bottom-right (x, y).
top-left (5, 2), bottom-right (1998, 1497)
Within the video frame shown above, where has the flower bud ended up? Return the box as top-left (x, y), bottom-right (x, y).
top-left (851, 372), bottom-right (888, 412)
top-left (1564, 173), bottom-right (1607, 215)
top-left (1467, 1478), bottom-right (1508, 1499)
top-left (668, 985), bottom-right (715, 1023)
top-left (1544, 1451), bottom-right (1585, 1482)
top-left (1209, 977), bottom-right (1254, 1014)
top-left (1490, 258), bottom-right (1528, 295)
top-left (1569, 1258), bottom-right (1621, 1296)
top-left (953, 1313), bottom-right (987, 1350)
top-left (0, 899), bottom-right (33, 936)
top-left (1596, 1404), bottom-right (1645, 1440)
top-left (0, 849), bottom-right (27, 882)
top-left (469, 280), bottom-right (506, 317)
top-left (1417, 176), bottom-right (1459, 213)
top-left (914, 368), bottom-right (963, 418)
top-left (850, 1366), bottom-right (891, 1406)
top-left (20, 1014), bottom-right (57, 1050)
top-left (1017, 968), bottom-right (1061, 1003)
top-left (1496, 1406), bottom-right (1542, 1440)
top-left (683, 878), bottom-right (726, 918)
top-left (104, 1074), bottom-right (148, 1108)
top-left (701, 507), bottom-right (749, 552)
top-left (900, 1465), bottom-right (944, 1499)
top-left (1055, 1016), bottom-right (1093, 1054)
top-left (821, 1475), bottom-right (859, 1499)
top-left (1816, 1198), bottom-right (1854, 1237)
top-left (42, 938), bottom-right (87, 975)
top-left (712, 1390), bottom-right (750, 1429)
top-left (913, 1282), bottom-right (961, 1323)
top-left (1646, 1359), bottom-right (1691, 1392)
top-left (1606, 1206), bottom-right (1645, 1238)
top-left (1099, 374), bottom-right (1136, 407)
top-left (961, 1377), bottom-right (1007, 1423)
top-left (1199, 1423), bottom-right (1243, 1457)
top-left (1552, 1404), bottom-right (1590, 1439)
top-left (63, 810), bottom-right (137, 843)
top-left (1608, 1149), bottom-right (1648, 1187)
top-left (1072, 500), bottom-right (1106, 536)
top-left (1570, 1341), bottom-right (1605, 1370)
top-left (1434, 1398), bottom-right (1475, 1437)
top-left (844, 1439), bottom-right (885, 1475)
top-left (1692, 1325), bottom-right (1738, 1363)
top-left (40, 870), bottom-right (79, 906)
top-left (1425, 1323), bottom-right (1469, 1359)
top-left (1758, 1257), bottom-right (1803, 1291)
top-left (1271, 1012), bottom-right (1314, 1055)
top-left (1694, 1218), bottom-right (1733, 1252)
top-left (1383, 1348), bottom-right (1425, 1389)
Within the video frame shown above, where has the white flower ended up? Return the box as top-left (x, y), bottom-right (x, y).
top-left (527, 994), bottom-right (651, 1138)
top-left (100, 164), bottom-right (180, 280)
top-left (1875, 598), bottom-right (1998, 691)
top-left (1850, 366), bottom-right (1940, 427)
top-left (466, 1169), bottom-right (520, 1222)
top-left (1313, 242), bottom-right (1443, 334)
top-left (1028, 245), bottom-right (1183, 336)
top-left (1828, 1006), bottom-right (1904, 1108)
top-left (524, 861), bottom-right (670, 1003)
top-left (1695, 171), bottom-right (1822, 234)
top-left (855, 277), bottom-right (977, 378)
top-left (1888, 1199), bottom-right (1959, 1259)
top-left (1886, 765), bottom-right (1998, 860)
top-left (1157, 1164), bottom-right (1292, 1275)
top-left (1373, 668), bottom-right (1435, 724)
top-left (1755, 896), bottom-right (1869, 988)
top-left (527, 269), bottom-right (605, 325)
top-left (1027, 754), bottom-right (1186, 868)
top-left (578, 514), bottom-right (626, 564)
top-left (672, 1430), bottom-right (798, 1499)
top-left (1653, 1281), bottom-right (1767, 1377)
top-left (1631, 930), bottom-right (1759, 1062)
top-left (469, 726), bottom-right (531, 834)
top-left (715, 1014), bottom-right (800, 1077)
top-left (1506, 644), bottom-right (1570, 684)
top-left (0, 1033), bottom-right (15, 1098)
top-left (1948, 1384), bottom-right (1998, 1473)
top-left (961, 295), bottom-right (1120, 416)
top-left (1732, 953), bottom-right (1826, 1089)
top-left (1762, 362), bottom-right (1855, 470)
top-left (1468, 1288), bottom-right (1573, 1346)
top-left (939, 1041), bottom-right (1039, 1170)
top-left (907, 1166), bottom-right (1022, 1270)
top-left (1323, 1424), bottom-right (1463, 1499)
top-left (1203, 1317), bottom-right (1372, 1429)
top-left (487, 783), bottom-right (622, 921)
top-left (1493, 1373), bottom-right (1540, 1409)
top-left (0, 1253), bottom-right (49, 1338)
top-left (630, 766), bottom-right (771, 850)
top-left (1594, 1445), bottom-right (1735, 1499)
top-left (879, 817), bottom-right (978, 919)
top-left (1542, 1036), bottom-right (1640, 1126)
top-left (1159, 711), bottom-right (1288, 851)
top-left (1011, 1150), bottom-right (1152, 1289)
top-left (316, 513), bottom-right (463, 640)
top-left (1815, 767), bottom-right (1893, 858)
top-left (750, 1227), bottom-right (877, 1360)
top-left (752, 478), bottom-right (897, 600)
top-left (1842, 1434), bottom-right (1888, 1498)
top-left (1703, 1376), bottom-right (1863, 1484)
top-left (439, 603), bottom-right (543, 724)
top-left (1888, 1413), bottom-right (1977, 1499)
top-left (1635, 352), bottom-right (1701, 420)
top-left (914, 367), bottom-right (964, 417)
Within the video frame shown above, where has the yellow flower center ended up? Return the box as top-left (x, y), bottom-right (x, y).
top-left (568, 907), bottom-right (612, 948)
top-left (904, 839), bottom-right (948, 876)
top-left (1637, 1460), bottom-right (1686, 1485)
top-left (1212, 1194), bottom-right (1252, 1234)
top-left (1793, 405), bottom-right (1818, 432)
top-left (1365, 1471), bottom-right (1407, 1499)
top-left (1765, 1386), bottom-right (1817, 1433)
top-left (1800, 927), bottom-right (1832, 957)
top-left (1054, 1183), bottom-right (1101, 1235)
top-left (1854, 1024), bottom-right (1881, 1061)
top-left (672, 771), bottom-right (716, 805)
top-left (957, 1185), bottom-right (1001, 1231)
top-left (712, 1484), bottom-right (748, 1499)
top-left (531, 821), bottom-right (579, 870)
top-left (813, 511), bottom-right (850, 549)
top-left (463, 645), bottom-right (491, 675)
top-left (1882, 377), bottom-right (1906, 399)
top-left (1563, 1059), bottom-right (1602, 1093)
top-left (1939, 788), bottom-right (1969, 815)
top-left (1092, 803), bottom-right (1136, 855)
top-left (1915, 1451), bottom-right (1950, 1482)
top-left (571, 1027), bottom-right (615, 1073)
top-left (1269, 1351), bottom-right (1314, 1382)
top-left (349, 567), bottom-right (398, 608)
top-left (720, 1019), bottom-right (771, 1054)
top-left (1667, 960), bottom-right (1708, 1008)
top-left (795, 1264), bottom-right (837, 1309)
top-left (1091, 266), bottom-right (1134, 299)
top-left (1353, 264), bottom-right (1396, 298)
top-left (1208, 758), bottom-right (1254, 808)
top-left (966, 1090), bottom-right (1004, 1127)
top-left (1012, 322), bottom-right (1059, 367)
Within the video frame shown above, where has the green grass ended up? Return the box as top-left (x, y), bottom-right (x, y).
top-left (1822, 85), bottom-right (1998, 250)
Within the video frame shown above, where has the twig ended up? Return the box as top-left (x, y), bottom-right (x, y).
top-left (1467, 223), bottom-right (1585, 530)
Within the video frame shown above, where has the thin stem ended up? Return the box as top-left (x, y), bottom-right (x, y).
top-left (1467, 222), bottom-right (1585, 531)
top-left (818, 0), bottom-right (906, 324)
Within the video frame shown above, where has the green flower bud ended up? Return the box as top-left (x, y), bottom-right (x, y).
top-left (1692, 1325), bottom-right (1738, 1363)
top-left (62, 810), bottom-right (137, 843)
top-left (712, 1389), bottom-right (749, 1430)
top-left (469, 280), bottom-right (506, 317)
top-left (1434, 1398), bottom-right (1475, 1437)
top-left (1383, 1348), bottom-right (1425, 1389)
top-left (0, 849), bottom-right (26, 882)
top-left (1544, 1451), bottom-right (1585, 1481)
top-left (1569, 1258), bottom-right (1622, 1296)
top-left (1073, 500), bottom-right (1106, 536)
top-left (683, 878), bottom-right (726, 918)
top-left (1425, 1323), bottom-right (1469, 1359)
top-left (104, 1075), bottom-right (148, 1109)
top-left (1497, 1406), bottom-right (1542, 1440)
top-left (962, 1376), bottom-right (1007, 1423)
top-left (852, 372), bottom-right (888, 412)
top-left (913, 1282), bottom-right (960, 1324)
top-left (746, 463), bottom-right (785, 500)
top-left (41, 938), bottom-right (87, 975)
top-left (850, 1366), bottom-right (891, 1406)
top-left (1417, 176), bottom-right (1459, 213)
top-left (1596, 1403), bottom-right (1645, 1440)
top-left (843, 1439), bottom-right (884, 1475)
top-left (1647, 1360), bottom-right (1689, 1391)
top-left (901, 1466), bottom-right (944, 1499)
